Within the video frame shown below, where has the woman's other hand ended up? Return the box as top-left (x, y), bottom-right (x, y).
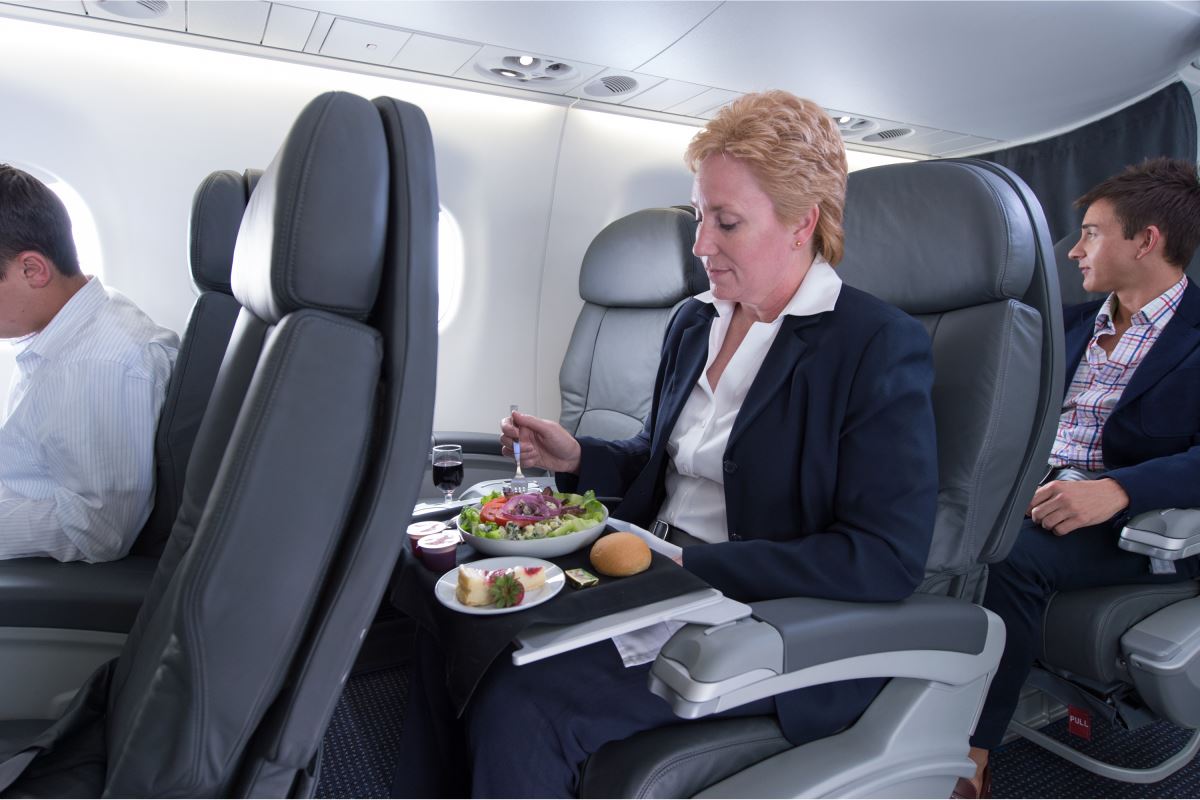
top-left (500, 412), bottom-right (583, 474)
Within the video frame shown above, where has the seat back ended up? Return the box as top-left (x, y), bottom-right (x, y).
top-left (79, 92), bottom-right (403, 797)
top-left (227, 95), bottom-right (439, 796)
top-left (559, 206), bottom-right (706, 439)
top-left (132, 168), bottom-right (261, 557)
top-left (839, 158), bottom-right (1063, 592)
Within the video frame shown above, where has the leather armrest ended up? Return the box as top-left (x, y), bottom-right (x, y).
top-left (651, 594), bottom-right (1004, 718)
top-left (0, 556), bottom-right (156, 633)
top-left (1120, 508), bottom-right (1200, 561)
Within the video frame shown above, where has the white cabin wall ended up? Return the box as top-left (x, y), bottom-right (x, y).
top-left (0, 13), bottom-right (909, 436)
top-left (0, 15), bottom-right (577, 431)
top-left (534, 109), bottom-right (698, 423)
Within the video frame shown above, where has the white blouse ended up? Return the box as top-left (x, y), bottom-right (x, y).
top-left (658, 256), bottom-right (842, 542)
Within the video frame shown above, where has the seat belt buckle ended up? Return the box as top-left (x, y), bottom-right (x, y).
top-left (651, 520), bottom-right (670, 540)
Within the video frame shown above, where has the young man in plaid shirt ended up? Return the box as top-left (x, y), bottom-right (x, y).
top-left (959, 158), bottom-right (1200, 798)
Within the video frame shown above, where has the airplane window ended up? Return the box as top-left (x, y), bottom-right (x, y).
top-left (46, 179), bottom-right (105, 279)
top-left (5, 163), bottom-right (105, 279)
top-left (438, 205), bottom-right (463, 331)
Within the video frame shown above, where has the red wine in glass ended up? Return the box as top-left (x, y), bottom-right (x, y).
top-left (431, 444), bottom-right (464, 504)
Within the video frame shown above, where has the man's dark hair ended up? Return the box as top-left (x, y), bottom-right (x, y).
top-left (1076, 157), bottom-right (1200, 270)
top-left (0, 164), bottom-right (81, 279)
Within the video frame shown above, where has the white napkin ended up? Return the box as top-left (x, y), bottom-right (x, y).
top-left (604, 517), bottom-right (685, 667)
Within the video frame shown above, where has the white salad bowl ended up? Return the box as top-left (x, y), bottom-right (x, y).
top-left (458, 508), bottom-right (609, 558)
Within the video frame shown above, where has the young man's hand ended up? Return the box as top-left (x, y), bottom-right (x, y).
top-left (1027, 478), bottom-right (1129, 535)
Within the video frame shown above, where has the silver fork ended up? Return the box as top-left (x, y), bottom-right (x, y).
top-left (510, 403), bottom-right (530, 493)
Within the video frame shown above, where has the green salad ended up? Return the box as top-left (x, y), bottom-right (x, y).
top-left (459, 487), bottom-right (607, 541)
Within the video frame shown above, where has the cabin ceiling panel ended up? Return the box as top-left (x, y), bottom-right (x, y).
top-left (638, 0), bottom-right (1200, 142)
top-left (261, 3), bottom-right (315, 50)
top-left (187, 1), bottom-right (270, 45)
top-left (624, 78), bottom-right (708, 111)
top-left (319, 16), bottom-right (412, 66)
top-left (286, 0), bottom-right (720, 71)
top-left (14, 0), bottom-right (82, 12)
top-left (7, 0), bottom-right (1200, 156)
top-left (389, 32), bottom-right (481, 75)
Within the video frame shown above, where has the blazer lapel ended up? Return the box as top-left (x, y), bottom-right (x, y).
top-left (652, 312), bottom-right (712, 453)
top-left (728, 314), bottom-right (822, 447)
top-left (1117, 282), bottom-right (1200, 411)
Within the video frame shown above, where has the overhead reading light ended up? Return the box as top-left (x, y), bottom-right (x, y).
top-left (95, 0), bottom-right (169, 18)
top-left (832, 114), bottom-right (876, 135)
top-left (475, 53), bottom-right (579, 87)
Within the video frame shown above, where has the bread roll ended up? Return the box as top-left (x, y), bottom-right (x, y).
top-left (589, 531), bottom-right (652, 577)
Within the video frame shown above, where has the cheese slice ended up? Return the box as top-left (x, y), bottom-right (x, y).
top-left (455, 564), bottom-right (548, 607)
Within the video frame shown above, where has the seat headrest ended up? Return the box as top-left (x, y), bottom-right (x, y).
top-left (188, 170), bottom-right (251, 294)
top-left (840, 161), bottom-right (1036, 314)
top-left (579, 207), bottom-right (707, 308)
top-left (231, 92), bottom-right (388, 323)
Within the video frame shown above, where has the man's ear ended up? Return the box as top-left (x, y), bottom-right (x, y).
top-left (1134, 225), bottom-right (1162, 261)
top-left (16, 251), bottom-right (54, 289)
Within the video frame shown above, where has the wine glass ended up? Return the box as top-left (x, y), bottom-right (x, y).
top-left (431, 444), bottom-right (464, 504)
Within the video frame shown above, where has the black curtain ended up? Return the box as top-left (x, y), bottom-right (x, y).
top-left (977, 82), bottom-right (1197, 243)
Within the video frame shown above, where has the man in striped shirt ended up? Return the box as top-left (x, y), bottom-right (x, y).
top-left (0, 165), bottom-right (178, 562)
top-left (960, 158), bottom-right (1200, 798)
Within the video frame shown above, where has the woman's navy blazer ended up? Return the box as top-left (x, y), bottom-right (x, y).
top-left (559, 284), bottom-right (939, 744)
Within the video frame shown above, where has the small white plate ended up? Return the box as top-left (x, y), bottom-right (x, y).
top-left (435, 556), bottom-right (565, 615)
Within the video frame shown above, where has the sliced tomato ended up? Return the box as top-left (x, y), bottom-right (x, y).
top-left (479, 497), bottom-right (508, 525)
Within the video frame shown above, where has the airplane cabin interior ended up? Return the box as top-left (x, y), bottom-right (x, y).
top-left (0, 1), bottom-right (1198, 797)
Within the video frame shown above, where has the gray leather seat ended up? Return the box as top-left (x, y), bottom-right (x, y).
top-left (133, 168), bottom-right (260, 557)
top-left (560, 206), bottom-right (707, 440)
top-left (1022, 234), bottom-right (1200, 779)
top-left (450, 206), bottom-right (704, 495)
top-left (0, 90), bottom-right (438, 796)
top-left (580, 159), bottom-right (1064, 798)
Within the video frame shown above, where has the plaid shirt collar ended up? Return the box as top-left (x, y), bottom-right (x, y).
top-left (1094, 275), bottom-right (1188, 336)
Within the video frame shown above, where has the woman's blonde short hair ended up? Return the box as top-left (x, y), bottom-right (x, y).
top-left (685, 90), bottom-right (848, 265)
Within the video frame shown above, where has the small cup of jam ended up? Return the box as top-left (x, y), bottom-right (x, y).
top-left (417, 530), bottom-right (462, 573)
top-left (407, 520), bottom-right (449, 557)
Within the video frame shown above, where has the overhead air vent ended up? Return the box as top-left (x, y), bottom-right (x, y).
top-left (583, 75), bottom-right (639, 97)
top-left (95, 0), bottom-right (168, 18)
top-left (474, 53), bottom-right (579, 86)
top-left (862, 127), bottom-right (915, 142)
top-left (833, 115), bottom-right (876, 135)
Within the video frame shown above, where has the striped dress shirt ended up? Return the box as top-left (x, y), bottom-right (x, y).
top-left (1050, 276), bottom-right (1188, 471)
top-left (0, 277), bottom-right (179, 562)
